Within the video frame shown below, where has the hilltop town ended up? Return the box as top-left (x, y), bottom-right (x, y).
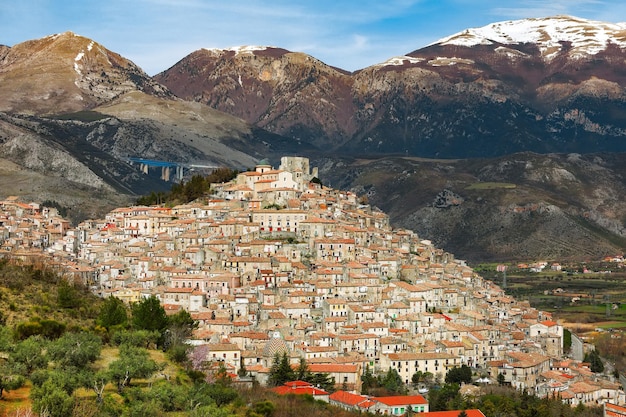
top-left (0, 156), bottom-right (623, 410)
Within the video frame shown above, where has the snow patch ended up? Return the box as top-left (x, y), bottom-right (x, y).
top-left (428, 57), bottom-right (475, 66)
top-left (74, 51), bottom-right (85, 76)
top-left (431, 15), bottom-right (626, 60)
top-left (203, 45), bottom-right (274, 56)
top-left (494, 46), bottom-right (529, 59)
top-left (376, 55), bottom-right (424, 67)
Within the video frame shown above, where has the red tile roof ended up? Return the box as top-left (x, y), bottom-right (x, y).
top-left (328, 391), bottom-right (377, 409)
top-left (271, 381), bottom-right (329, 396)
top-left (329, 390), bottom-right (370, 407)
top-left (606, 402), bottom-right (626, 416)
top-left (372, 395), bottom-right (428, 406)
top-left (284, 380), bottom-right (312, 387)
top-left (421, 410), bottom-right (485, 417)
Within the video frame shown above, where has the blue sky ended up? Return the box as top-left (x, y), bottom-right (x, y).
top-left (2, 0), bottom-right (624, 75)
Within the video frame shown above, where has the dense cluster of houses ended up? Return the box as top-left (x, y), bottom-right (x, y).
top-left (0, 156), bottom-right (624, 410)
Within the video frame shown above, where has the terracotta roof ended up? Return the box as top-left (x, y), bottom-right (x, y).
top-left (420, 410), bottom-right (485, 417)
top-left (373, 395), bottom-right (428, 406)
top-left (605, 403), bottom-right (626, 416)
top-left (329, 391), bottom-right (374, 408)
top-left (272, 381), bottom-right (329, 396)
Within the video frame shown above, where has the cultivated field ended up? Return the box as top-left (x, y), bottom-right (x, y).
top-left (475, 263), bottom-right (626, 334)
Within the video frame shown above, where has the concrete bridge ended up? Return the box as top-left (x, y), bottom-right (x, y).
top-left (125, 157), bottom-right (218, 182)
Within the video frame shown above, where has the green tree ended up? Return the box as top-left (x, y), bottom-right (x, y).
top-left (30, 368), bottom-right (90, 397)
top-left (584, 349), bottom-right (604, 373)
top-left (47, 332), bottom-right (102, 369)
top-left (412, 370), bottom-right (434, 389)
top-left (251, 400), bottom-right (276, 417)
top-left (38, 319), bottom-right (66, 339)
top-left (310, 177), bottom-right (323, 187)
top-left (379, 367), bottom-right (406, 395)
top-left (497, 373), bottom-right (506, 386)
top-left (185, 174), bottom-right (209, 201)
top-left (361, 364), bottom-right (378, 394)
top-left (108, 344), bottom-right (161, 392)
top-left (10, 335), bottom-right (48, 375)
top-left (0, 361), bottom-right (25, 399)
top-left (429, 383), bottom-right (461, 411)
top-left (97, 296), bottom-right (128, 329)
top-left (205, 381), bottom-right (239, 407)
top-left (563, 328), bottom-right (572, 354)
top-left (237, 362), bottom-right (248, 378)
top-left (0, 325), bottom-right (13, 351)
top-left (445, 365), bottom-right (473, 385)
top-left (480, 399), bottom-right (496, 417)
top-left (14, 318), bottom-right (66, 340)
top-left (268, 352), bottom-right (295, 386)
top-left (167, 343), bottom-right (191, 365)
top-left (57, 279), bottom-right (81, 309)
top-left (295, 357), bottom-right (310, 381)
top-left (146, 380), bottom-right (189, 412)
top-left (190, 403), bottom-right (238, 417)
top-left (412, 370), bottom-right (424, 386)
top-left (165, 309), bottom-right (198, 349)
top-left (88, 370), bottom-right (110, 404)
top-left (206, 167), bottom-right (239, 184)
top-left (307, 372), bottom-right (335, 392)
top-left (31, 378), bottom-right (75, 417)
top-left (110, 329), bottom-right (160, 348)
top-left (131, 296), bottom-right (168, 345)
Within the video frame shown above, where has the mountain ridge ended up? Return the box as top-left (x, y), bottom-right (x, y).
top-left (155, 15), bottom-right (626, 158)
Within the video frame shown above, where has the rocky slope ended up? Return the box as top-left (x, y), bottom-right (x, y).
top-left (156, 16), bottom-right (626, 158)
top-left (319, 153), bottom-right (626, 263)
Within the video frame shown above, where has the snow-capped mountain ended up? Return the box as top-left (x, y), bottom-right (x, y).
top-left (3, 15), bottom-right (626, 160)
top-left (433, 15), bottom-right (626, 60)
top-left (156, 15), bottom-right (626, 157)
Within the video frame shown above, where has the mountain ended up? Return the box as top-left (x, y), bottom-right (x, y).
top-left (154, 46), bottom-right (356, 150)
top-left (0, 31), bottom-right (172, 115)
top-left (319, 152), bottom-right (626, 263)
top-left (0, 32), bottom-right (309, 222)
top-left (156, 15), bottom-right (626, 158)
